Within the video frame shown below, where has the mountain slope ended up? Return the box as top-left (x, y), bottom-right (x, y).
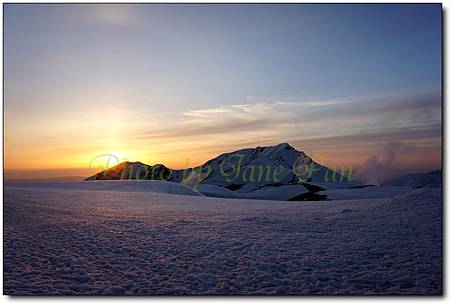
top-left (85, 162), bottom-right (173, 181)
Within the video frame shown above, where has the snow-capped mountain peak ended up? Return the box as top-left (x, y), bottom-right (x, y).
top-left (85, 143), bottom-right (359, 200)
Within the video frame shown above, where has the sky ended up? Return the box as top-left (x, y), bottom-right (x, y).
top-left (4, 4), bottom-right (442, 180)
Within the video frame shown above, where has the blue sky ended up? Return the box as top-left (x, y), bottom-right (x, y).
top-left (4, 4), bottom-right (442, 180)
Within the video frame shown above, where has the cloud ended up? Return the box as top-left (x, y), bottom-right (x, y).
top-left (134, 102), bottom-right (294, 141)
top-left (138, 91), bottom-right (435, 140)
top-left (299, 90), bottom-right (441, 125)
top-left (356, 142), bottom-right (419, 185)
top-left (134, 117), bottom-right (275, 140)
top-left (135, 89), bottom-right (441, 144)
top-left (299, 98), bottom-right (355, 107)
top-left (184, 103), bottom-right (274, 120)
top-left (120, 89), bottom-right (441, 173)
top-left (289, 124), bottom-right (442, 149)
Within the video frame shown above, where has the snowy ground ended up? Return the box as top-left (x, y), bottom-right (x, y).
top-left (3, 182), bottom-right (442, 295)
top-left (318, 186), bottom-right (414, 200)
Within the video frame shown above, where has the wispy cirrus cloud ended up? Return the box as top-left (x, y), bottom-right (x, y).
top-left (125, 89), bottom-right (441, 170)
top-left (184, 103), bottom-right (275, 120)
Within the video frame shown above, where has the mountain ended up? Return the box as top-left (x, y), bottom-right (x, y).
top-left (85, 143), bottom-right (360, 200)
top-left (86, 161), bottom-right (172, 181)
top-left (382, 170), bottom-right (442, 188)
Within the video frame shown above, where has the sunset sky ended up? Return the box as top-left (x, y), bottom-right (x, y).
top-left (4, 4), bottom-right (442, 179)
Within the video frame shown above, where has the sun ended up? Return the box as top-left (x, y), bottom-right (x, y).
top-left (106, 151), bottom-right (128, 166)
top-left (88, 151), bottom-right (128, 171)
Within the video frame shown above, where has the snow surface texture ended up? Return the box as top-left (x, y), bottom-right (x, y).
top-left (5, 180), bottom-right (203, 197)
top-left (4, 183), bottom-right (442, 295)
top-left (6, 180), bottom-right (416, 201)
